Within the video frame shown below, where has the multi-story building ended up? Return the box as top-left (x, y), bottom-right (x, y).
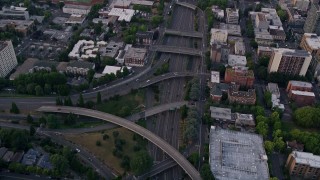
top-left (228, 54), bottom-right (247, 67)
top-left (286, 80), bottom-right (315, 106)
top-left (52, 0), bottom-right (104, 6)
top-left (304, 3), bottom-right (320, 35)
top-left (257, 46), bottom-right (274, 57)
top-left (267, 48), bottom-right (312, 76)
top-left (219, 23), bottom-right (242, 36)
top-left (226, 8), bottom-right (239, 24)
top-left (0, 19), bottom-right (34, 36)
top-left (0, 6), bottom-right (29, 20)
top-left (124, 47), bottom-right (147, 67)
top-left (269, 26), bottom-right (286, 41)
top-left (136, 31), bottom-right (154, 45)
top-left (210, 107), bottom-right (255, 127)
top-left (300, 33), bottom-right (320, 77)
top-left (210, 29), bottom-right (228, 44)
top-left (62, 4), bottom-right (91, 15)
top-left (234, 41), bottom-right (246, 55)
top-left (210, 83), bottom-right (230, 102)
top-left (286, 151), bottom-right (320, 179)
top-left (292, 0), bottom-right (310, 11)
top-left (0, 41), bottom-right (18, 78)
top-left (210, 43), bottom-right (230, 63)
top-left (228, 85), bottom-right (256, 105)
top-left (225, 67), bottom-right (255, 88)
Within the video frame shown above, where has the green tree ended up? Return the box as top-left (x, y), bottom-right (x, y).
top-left (130, 151), bottom-right (153, 175)
top-left (256, 122), bottom-right (268, 138)
top-left (264, 91), bottom-right (272, 108)
top-left (97, 92), bottom-right (102, 104)
top-left (277, 9), bottom-right (288, 21)
top-left (50, 154), bottom-right (69, 175)
top-left (264, 141), bottom-right (274, 154)
top-left (122, 66), bottom-right (129, 77)
top-left (56, 97), bottom-right (63, 105)
top-left (47, 114), bottom-right (59, 129)
top-left (200, 163), bottom-right (215, 180)
top-left (30, 125), bottom-right (36, 136)
top-left (10, 102), bottom-right (20, 114)
top-left (64, 96), bottom-right (73, 106)
top-left (274, 137), bottom-right (286, 152)
top-left (27, 114), bottom-right (33, 124)
top-left (35, 85), bottom-right (44, 96)
top-left (78, 93), bottom-right (84, 107)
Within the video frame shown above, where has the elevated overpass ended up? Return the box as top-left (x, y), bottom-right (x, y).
top-left (150, 45), bottom-right (203, 56)
top-left (126, 101), bottom-right (188, 121)
top-left (37, 106), bottom-right (201, 180)
top-left (164, 29), bottom-right (203, 38)
top-left (138, 159), bottom-right (177, 179)
top-left (175, 1), bottom-right (197, 10)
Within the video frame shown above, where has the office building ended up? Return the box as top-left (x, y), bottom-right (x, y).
top-left (62, 4), bottom-right (91, 15)
top-left (209, 126), bottom-right (269, 180)
top-left (292, 0), bottom-right (310, 11)
top-left (124, 47), bottom-right (147, 67)
top-left (286, 151), bottom-right (320, 179)
top-left (210, 107), bottom-right (255, 127)
top-left (226, 8), bottom-right (239, 24)
top-left (0, 41), bottom-right (18, 78)
top-left (304, 3), bottom-right (320, 35)
top-left (268, 48), bottom-right (312, 76)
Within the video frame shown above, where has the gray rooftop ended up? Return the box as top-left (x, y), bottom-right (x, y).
top-left (210, 107), bottom-right (232, 120)
top-left (68, 61), bottom-right (95, 69)
top-left (209, 126), bottom-right (269, 180)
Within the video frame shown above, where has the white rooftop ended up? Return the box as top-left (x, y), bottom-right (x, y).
top-left (291, 90), bottom-right (315, 97)
top-left (304, 33), bottom-right (320, 49)
top-left (228, 54), bottom-right (247, 67)
top-left (102, 65), bottom-right (122, 75)
top-left (211, 71), bottom-right (220, 83)
top-left (108, 8), bottom-right (135, 22)
top-left (289, 80), bottom-right (313, 88)
top-left (293, 151), bottom-right (320, 168)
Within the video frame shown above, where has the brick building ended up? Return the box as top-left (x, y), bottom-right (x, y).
top-left (286, 81), bottom-right (315, 106)
top-left (124, 47), bottom-right (147, 67)
top-left (228, 85), bottom-right (256, 105)
top-left (224, 67), bottom-right (255, 88)
top-left (286, 151), bottom-right (320, 179)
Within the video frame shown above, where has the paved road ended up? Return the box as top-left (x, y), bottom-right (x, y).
top-left (138, 159), bottom-right (177, 180)
top-left (37, 106), bottom-right (201, 180)
top-left (150, 45), bottom-right (203, 56)
top-left (164, 28), bottom-right (203, 38)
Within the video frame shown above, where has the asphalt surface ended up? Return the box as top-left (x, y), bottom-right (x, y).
top-left (37, 106), bottom-right (202, 180)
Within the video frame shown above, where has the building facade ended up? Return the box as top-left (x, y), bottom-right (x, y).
top-left (224, 67), bottom-right (255, 88)
top-left (0, 41), bottom-right (18, 77)
top-left (267, 48), bottom-right (312, 76)
top-left (286, 81), bottom-right (315, 106)
top-left (124, 47), bottom-right (147, 67)
top-left (304, 3), bottom-right (320, 35)
top-left (226, 8), bottom-right (239, 24)
top-left (286, 151), bottom-right (320, 179)
top-left (300, 33), bottom-right (320, 77)
top-left (292, 0), bottom-right (310, 11)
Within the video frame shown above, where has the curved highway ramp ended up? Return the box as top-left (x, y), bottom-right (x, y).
top-left (37, 106), bottom-right (202, 180)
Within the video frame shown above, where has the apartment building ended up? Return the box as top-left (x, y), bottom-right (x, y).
top-left (226, 8), bottom-right (239, 24)
top-left (62, 4), bottom-right (91, 15)
top-left (304, 3), bottom-right (320, 35)
top-left (66, 61), bottom-right (95, 76)
top-left (300, 33), bottom-right (320, 77)
top-left (124, 47), bottom-right (147, 67)
top-left (267, 48), bottom-right (312, 76)
top-left (0, 6), bottom-right (29, 20)
top-left (257, 46), bottom-right (274, 57)
top-left (228, 85), bottom-right (256, 105)
top-left (286, 151), bottom-right (320, 179)
top-left (292, 0), bottom-right (310, 11)
top-left (286, 81), bottom-right (315, 106)
top-left (210, 43), bottom-right (230, 63)
top-left (0, 41), bottom-right (18, 78)
top-left (210, 29), bottom-right (228, 44)
top-left (224, 67), bottom-right (255, 88)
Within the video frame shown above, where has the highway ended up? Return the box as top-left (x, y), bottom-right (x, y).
top-left (164, 28), bottom-right (203, 38)
top-left (138, 159), bottom-right (177, 180)
top-left (150, 45), bottom-right (203, 56)
top-left (37, 106), bottom-right (202, 180)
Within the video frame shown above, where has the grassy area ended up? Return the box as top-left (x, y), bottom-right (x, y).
top-left (64, 128), bottom-right (138, 174)
top-left (96, 89), bottom-right (145, 117)
top-left (59, 121), bottom-right (105, 129)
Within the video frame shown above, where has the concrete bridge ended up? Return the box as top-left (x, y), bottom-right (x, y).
top-left (175, 1), bottom-right (197, 10)
top-left (150, 45), bottom-right (203, 56)
top-left (164, 28), bottom-right (203, 38)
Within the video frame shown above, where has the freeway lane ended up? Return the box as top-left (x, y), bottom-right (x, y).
top-left (37, 106), bottom-right (202, 180)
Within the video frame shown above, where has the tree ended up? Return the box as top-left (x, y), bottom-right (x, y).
top-left (122, 66), bottom-right (129, 77)
top-left (64, 113), bottom-right (76, 126)
top-left (256, 122), bottom-right (268, 138)
top-left (44, 84), bottom-right (52, 95)
top-left (30, 125), bottom-right (36, 136)
top-left (10, 102), bottom-right (20, 114)
top-left (47, 114), bottom-right (59, 129)
top-left (255, 106), bottom-right (265, 116)
top-left (35, 85), bottom-right (44, 96)
top-left (97, 92), bottom-right (102, 104)
top-left (274, 137), bottom-right (286, 152)
top-left (56, 97), bottom-right (63, 105)
top-left (64, 96), bottom-right (73, 106)
top-left (151, 16), bottom-right (163, 27)
top-left (27, 114), bottom-right (33, 124)
top-left (277, 9), bottom-right (288, 21)
top-left (264, 141), bottom-right (274, 154)
top-left (293, 107), bottom-right (320, 128)
top-left (264, 91), bottom-right (272, 108)
top-left (130, 151), bottom-right (153, 175)
top-left (50, 154), bottom-right (69, 175)
top-left (270, 111), bottom-right (280, 124)
top-left (200, 163), bottom-right (215, 180)
top-left (77, 93), bottom-right (84, 107)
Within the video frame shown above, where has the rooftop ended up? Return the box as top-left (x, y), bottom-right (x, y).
top-left (274, 48), bottom-right (311, 57)
top-left (304, 33), bottom-right (320, 49)
top-left (124, 47), bottom-right (147, 59)
top-left (289, 80), bottom-right (313, 88)
top-left (211, 71), bottom-right (220, 83)
top-left (210, 107), bottom-right (232, 120)
top-left (211, 83), bottom-right (230, 96)
top-left (102, 65), bottom-right (121, 74)
top-left (226, 67), bottom-right (254, 77)
top-left (68, 61), bottom-right (95, 69)
top-left (219, 23), bottom-right (241, 36)
top-left (291, 90), bottom-right (315, 96)
top-left (292, 151), bottom-right (320, 168)
top-left (209, 126), bottom-right (269, 180)
top-left (108, 8), bottom-right (135, 22)
top-left (228, 54), bottom-right (247, 67)
top-left (267, 83), bottom-right (280, 96)
top-left (63, 4), bottom-right (91, 10)
top-left (0, 41), bottom-right (9, 52)
top-left (229, 85), bottom-right (256, 98)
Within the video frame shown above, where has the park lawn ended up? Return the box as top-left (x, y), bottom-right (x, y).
top-left (64, 127), bottom-right (136, 174)
top-left (96, 90), bottom-right (145, 117)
